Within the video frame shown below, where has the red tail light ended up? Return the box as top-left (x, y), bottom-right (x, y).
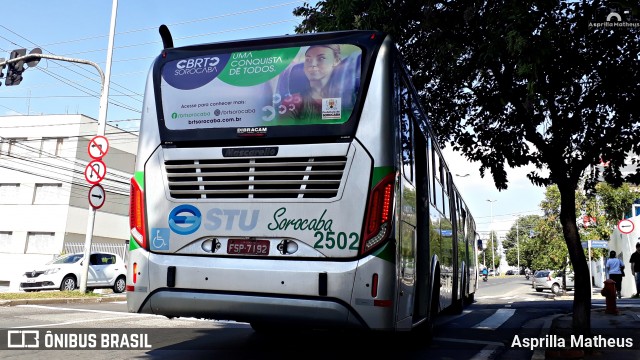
top-left (361, 173), bottom-right (395, 255)
top-left (130, 178), bottom-right (147, 250)
top-left (371, 273), bottom-right (379, 297)
top-left (133, 262), bottom-right (138, 284)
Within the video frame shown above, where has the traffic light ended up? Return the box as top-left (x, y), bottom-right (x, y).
top-left (5, 49), bottom-right (27, 86)
top-left (0, 58), bottom-right (5, 86)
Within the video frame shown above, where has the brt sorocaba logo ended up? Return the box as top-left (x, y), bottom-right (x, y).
top-left (168, 204), bottom-right (201, 235)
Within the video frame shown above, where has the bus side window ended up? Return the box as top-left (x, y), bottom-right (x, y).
top-left (431, 142), bottom-right (439, 205)
top-left (400, 85), bottom-right (414, 183)
top-left (426, 137), bottom-right (432, 193)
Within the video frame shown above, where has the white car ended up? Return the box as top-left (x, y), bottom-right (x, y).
top-left (19, 252), bottom-right (127, 293)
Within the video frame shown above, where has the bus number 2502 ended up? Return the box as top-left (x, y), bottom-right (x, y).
top-left (313, 231), bottom-right (359, 250)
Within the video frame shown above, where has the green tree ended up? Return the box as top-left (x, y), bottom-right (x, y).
top-left (294, 0), bottom-right (640, 336)
top-left (503, 215), bottom-right (541, 270)
top-left (595, 182), bottom-right (639, 223)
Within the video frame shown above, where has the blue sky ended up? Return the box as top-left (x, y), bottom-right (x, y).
top-left (0, 1), bottom-right (307, 126)
top-left (0, 0), bottom-right (545, 239)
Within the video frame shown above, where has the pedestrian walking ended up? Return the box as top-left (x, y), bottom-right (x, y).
top-left (629, 242), bottom-right (640, 298)
top-left (605, 250), bottom-right (624, 299)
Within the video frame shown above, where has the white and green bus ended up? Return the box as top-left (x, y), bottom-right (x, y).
top-left (127, 29), bottom-right (478, 332)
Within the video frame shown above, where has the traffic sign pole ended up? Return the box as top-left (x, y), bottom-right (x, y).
top-left (80, 0), bottom-right (118, 294)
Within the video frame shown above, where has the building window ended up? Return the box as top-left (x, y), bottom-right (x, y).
top-left (0, 231), bottom-right (26, 254)
top-left (40, 138), bottom-right (64, 157)
top-left (33, 183), bottom-right (65, 204)
top-left (0, 184), bottom-right (20, 204)
top-left (26, 232), bottom-right (56, 254)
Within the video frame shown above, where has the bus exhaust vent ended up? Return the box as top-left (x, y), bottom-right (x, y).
top-left (165, 156), bottom-right (347, 199)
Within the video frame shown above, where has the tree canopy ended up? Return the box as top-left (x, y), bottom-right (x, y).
top-left (294, 0), bottom-right (640, 336)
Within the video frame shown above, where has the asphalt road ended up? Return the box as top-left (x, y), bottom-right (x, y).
top-left (0, 276), bottom-right (577, 360)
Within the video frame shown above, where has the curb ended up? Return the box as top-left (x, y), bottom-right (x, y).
top-left (0, 295), bottom-right (126, 307)
top-left (531, 314), bottom-right (566, 360)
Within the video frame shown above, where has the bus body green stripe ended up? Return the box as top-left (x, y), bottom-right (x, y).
top-left (371, 166), bottom-right (393, 189)
top-left (134, 171), bottom-right (144, 190)
top-left (129, 236), bottom-right (140, 251)
top-left (372, 242), bottom-right (394, 263)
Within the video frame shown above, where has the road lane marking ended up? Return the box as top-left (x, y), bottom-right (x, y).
top-left (14, 304), bottom-right (220, 328)
top-left (435, 310), bottom-right (472, 326)
top-left (17, 304), bottom-right (152, 316)
top-left (11, 315), bottom-right (136, 329)
top-left (472, 308), bottom-right (516, 330)
top-left (470, 344), bottom-right (502, 360)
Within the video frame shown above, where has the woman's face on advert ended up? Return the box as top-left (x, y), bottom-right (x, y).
top-left (304, 46), bottom-right (338, 81)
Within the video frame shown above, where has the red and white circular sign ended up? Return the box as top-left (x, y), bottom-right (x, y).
top-left (87, 135), bottom-right (109, 160)
top-left (88, 184), bottom-right (106, 209)
top-left (84, 159), bottom-right (107, 185)
top-left (617, 219), bottom-right (634, 234)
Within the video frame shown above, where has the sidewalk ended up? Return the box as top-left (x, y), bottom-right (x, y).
top-left (0, 294), bottom-right (126, 306)
top-left (0, 287), bottom-right (126, 306)
top-left (533, 288), bottom-right (640, 360)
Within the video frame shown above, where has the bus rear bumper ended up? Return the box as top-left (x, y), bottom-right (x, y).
top-left (139, 289), bottom-right (367, 328)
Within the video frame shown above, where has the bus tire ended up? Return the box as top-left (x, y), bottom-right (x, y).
top-left (464, 292), bottom-right (475, 306)
top-left (414, 266), bottom-right (440, 341)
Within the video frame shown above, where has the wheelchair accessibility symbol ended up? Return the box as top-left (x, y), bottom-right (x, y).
top-left (151, 228), bottom-right (170, 250)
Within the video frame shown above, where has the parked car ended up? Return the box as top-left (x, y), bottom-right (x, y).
top-left (505, 270), bottom-right (515, 275)
top-left (532, 269), bottom-right (574, 294)
top-left (19, 252), bottom-right (126, 293)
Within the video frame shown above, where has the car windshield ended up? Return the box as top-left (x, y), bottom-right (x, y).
top-left (535, 271), bottom-right (549, 278)
top-left (50, 254), bottom-right (83, 264)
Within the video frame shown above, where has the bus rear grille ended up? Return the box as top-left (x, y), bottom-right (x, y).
top-left (165, 156), bottom-right (347, 199)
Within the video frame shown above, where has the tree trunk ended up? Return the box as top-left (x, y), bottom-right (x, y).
top-left (557, 181), bottom-right (591, 337)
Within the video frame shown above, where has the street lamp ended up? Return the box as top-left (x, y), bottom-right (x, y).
top-left (487, 199), bottom-right (497, 276)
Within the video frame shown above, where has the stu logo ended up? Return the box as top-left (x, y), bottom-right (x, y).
top-left (205, 209), bottom-right (259, 231)
top-left (168, 204), bottom-right (201, 235)
top-left (167, 205), bottom-right (259, 234)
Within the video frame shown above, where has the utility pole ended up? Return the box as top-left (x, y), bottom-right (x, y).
top-left (487, 199), bottom-right (497, 276)
top-left (517, 216), bottom-right (520, 274)
top-left (79, 0), bottom-right (118, 293)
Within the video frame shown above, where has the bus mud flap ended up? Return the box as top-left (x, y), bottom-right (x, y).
top-left (319, 272), bottom-right (328, 296)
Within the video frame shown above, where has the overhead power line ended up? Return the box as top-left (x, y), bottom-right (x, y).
top-left (39, 1), bottom-right (305, 47)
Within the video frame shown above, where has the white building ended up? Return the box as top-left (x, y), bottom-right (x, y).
top-left (0, 114), bottom-right (137, 290)
top-left (608, 214), bottom-right (640, 298)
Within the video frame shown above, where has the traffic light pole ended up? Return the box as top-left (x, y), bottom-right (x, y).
top-left (1, 0), bottom-right (118, 293)
top-left (0, 53), bottom-right (104, 87)
top-left (1, 53), bottom-right (106, 293)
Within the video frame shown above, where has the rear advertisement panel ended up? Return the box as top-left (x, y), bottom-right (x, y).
top-left (160, 44), bottom-right (362, 129)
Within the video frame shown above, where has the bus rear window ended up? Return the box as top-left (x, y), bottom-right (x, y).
top-left (160, 44), bottom-right (362, 130)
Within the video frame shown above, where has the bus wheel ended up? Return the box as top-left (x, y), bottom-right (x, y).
top-left (414, 270), bottom-right (440, 342)
top-left (464, 292), bottom-right (475, 306)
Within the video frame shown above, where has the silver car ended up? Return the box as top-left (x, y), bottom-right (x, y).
top-left (532, 270), bottom-right (574, 294)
